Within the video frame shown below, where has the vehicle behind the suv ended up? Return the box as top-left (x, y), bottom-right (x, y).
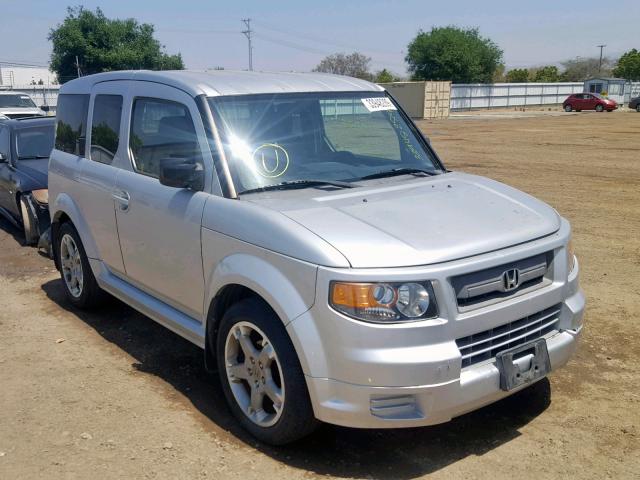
top-left (0, 91), bottom-right (47, 119)
top-left (48, 71), bottom-right (584, 445)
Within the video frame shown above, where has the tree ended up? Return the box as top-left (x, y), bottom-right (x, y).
top-left (505, 68), bottom-right (529, 83)
top-left (405, 26), bottom-right (503, 83)
top-left (49, 6), bottom-right (184, 83)
top-left (532, 65), bottom-right (560, 82)
top-left (492, 63), bottom-right (506, 82)
top-left (313, 52), bottom-right (372, 80)
top-left (560, 57), bottom-right (613, 81)
top-left (613, 49), bottom-right (640, 80)
top-left (374, 68), bottom-right (400, 83)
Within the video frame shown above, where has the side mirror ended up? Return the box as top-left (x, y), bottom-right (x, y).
top-left (159, 158), bottom-right (204, 190)
top-left (40, 105), bottom-right (51, 113)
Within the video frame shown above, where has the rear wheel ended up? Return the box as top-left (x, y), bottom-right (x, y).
top-left (216, 298), bottom-right (318, 445)
top-left (564, 104), bottom-right (572, 112)
top-left (19, 196), bottom-right (38, 245)
top-left (596, 104), bottom-right (604, 112)
top-left (56, 222), bottom-right (106, 308)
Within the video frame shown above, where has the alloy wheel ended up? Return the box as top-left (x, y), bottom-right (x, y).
top-left (60, 234), bottom-right (83, 298)
top-left (224, 321), bottom-right (285, 427)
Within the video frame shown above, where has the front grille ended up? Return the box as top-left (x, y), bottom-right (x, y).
top-left (451, 252), bottom-right (552, 310)
top-left (456, 304), bottom-right (561, 368)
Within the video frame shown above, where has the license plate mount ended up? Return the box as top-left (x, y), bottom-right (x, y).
top-left (496, 338), bottom-right (551, 391)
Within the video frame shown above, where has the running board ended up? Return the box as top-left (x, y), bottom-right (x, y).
top-left (89, 259), bottom-right (206, 348)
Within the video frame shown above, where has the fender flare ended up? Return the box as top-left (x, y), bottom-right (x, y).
top-left (50, 192), bottom-right (100, 261)
top-left (203, 253), bottom-right (317, 371)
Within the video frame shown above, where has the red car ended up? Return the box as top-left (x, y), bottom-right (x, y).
top-left (563, 93), bottom-right (617, 112)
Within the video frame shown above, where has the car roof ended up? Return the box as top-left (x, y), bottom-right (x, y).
top-left (0, 116), bottom-right (55, 128)
top-left (59, 70), bottom-right (385, 97)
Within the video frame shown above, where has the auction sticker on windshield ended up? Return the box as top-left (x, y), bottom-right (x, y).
top-left (361, 97), bottom-right (397, 112)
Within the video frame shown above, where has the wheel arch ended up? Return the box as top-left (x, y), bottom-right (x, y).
top-left (50, 193), bottom-right (99, 270)
top-left (202, 253), bottom-right (317, 373)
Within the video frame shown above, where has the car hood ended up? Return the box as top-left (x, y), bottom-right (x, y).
top-left (245, 172), bottom-right (561, 268)
top-left (15, 159), bottom-right (48, 187)
top-left (0, 107), bottom-right (46, 118)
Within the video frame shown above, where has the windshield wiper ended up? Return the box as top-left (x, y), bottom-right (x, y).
top-left (238, 179), bottom-right (355, 196)
top-left (359, 167), bottom-right (436, 181)
top-left (17, 155), bottom-right (49, 160)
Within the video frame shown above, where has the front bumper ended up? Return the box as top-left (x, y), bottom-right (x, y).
top-left (305, 320), bottom-right (581, 428)
top-left (286, 221), bottom-right (585, 428)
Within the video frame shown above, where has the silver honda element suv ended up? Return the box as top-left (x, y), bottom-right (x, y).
top-left (48, 71), bottom-right (584, 445)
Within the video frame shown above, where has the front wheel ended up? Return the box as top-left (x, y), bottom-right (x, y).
top-left (56, 222), bottom-right (106, 308)
top-left (635, 104), bottom-right (639, 112)
top-left (216, 298), bottom-right (318, 445)
top-left (596, 104), bottom-right (604, 112)
top-left (564, 104), bottom-right (572, 112)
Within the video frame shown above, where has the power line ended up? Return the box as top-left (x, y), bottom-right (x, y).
top-left (253, 20), bottom-right (399, 57)
top-left (0, 60), bottom-right (50, 68)
top-left (242, 18), bottom-right (254, 71)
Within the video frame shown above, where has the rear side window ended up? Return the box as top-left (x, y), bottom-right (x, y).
top-left (90, 95), bottom-right (123, 165)
top-left (55, 94), bottom-right (89, 156)
top-left (129, 97), bottom-right (202, 178)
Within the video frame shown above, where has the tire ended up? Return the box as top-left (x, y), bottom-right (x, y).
top-left (564, 104), bottom-right (572, 112)
top-left (216, 297), bottom-right (318, 445)
top-left (636, 104), bottom-right (640, 112)
top-left (19, 196), bottom-right (38, 245)
top-left (56, 222), bottom-right (106, 308)
top-left (596, 104), bottom-right (604, 112)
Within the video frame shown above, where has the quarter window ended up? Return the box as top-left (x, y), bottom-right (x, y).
top-left (55, 94), bottom-right (89, 156)
top-left (90, 95), bottom-right (123, 165)
top-left (129, 98), bottom-right (202, 178)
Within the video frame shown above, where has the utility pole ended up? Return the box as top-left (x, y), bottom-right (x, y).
top-left (596, 45), bottom-right (606, 73)
top-left (75, 55), bottom-right (82, 78)
top-left (242, 18), bottom-right (254, 71)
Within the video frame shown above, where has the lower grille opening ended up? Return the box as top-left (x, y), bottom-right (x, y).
top-left (456, 304), bottom-right (561, 368)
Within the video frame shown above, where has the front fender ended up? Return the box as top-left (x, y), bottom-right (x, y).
top-left (203, 229), bottom-right (318, 327)
top-left (50, 192), bottom-right (100, 260)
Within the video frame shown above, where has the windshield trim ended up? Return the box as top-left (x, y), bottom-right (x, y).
top-left (205, 90), bottom-right (446, 199)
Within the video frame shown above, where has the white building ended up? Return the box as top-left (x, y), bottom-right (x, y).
top-left (0, 66), bottom-right (58, 87)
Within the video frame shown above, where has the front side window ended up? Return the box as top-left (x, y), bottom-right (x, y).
top-left (0, 94), bottom-right (37, 108)
top-left (209, 92), bottom-right (440, 193)
top-left (15, 125), bottom-right (55, 159)
top-left (55, 94), bottom-right (89, 156)
top-left (129, 98), bottom-right (202, 178)
top-left (91, 95), bottom-right (123, 165)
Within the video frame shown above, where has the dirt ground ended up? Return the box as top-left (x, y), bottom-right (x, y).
top-left (1, 110), bottom-right (639, 480)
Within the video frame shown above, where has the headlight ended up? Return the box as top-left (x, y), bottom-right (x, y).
top-left (31, 188), bottom-right (49, 205)
top-left (567, 238), bottom-right (576, 273)
top-left (330, 281), bottom-right (438, 323)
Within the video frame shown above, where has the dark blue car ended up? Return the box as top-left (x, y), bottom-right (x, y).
top-left (0, 117), bottom-right (55, 244)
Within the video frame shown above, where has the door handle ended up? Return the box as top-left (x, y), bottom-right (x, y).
top-left (112, 190), bottom-right (130, 210)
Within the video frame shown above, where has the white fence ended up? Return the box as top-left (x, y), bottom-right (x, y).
top-left (450, 82), bottom-right (584, 110)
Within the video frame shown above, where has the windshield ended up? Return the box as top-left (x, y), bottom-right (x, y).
top-left (208, 92), bottom-right (441, 193)
top-left (0, 94), bottom-right (37, 109)
top-left (15, 125), bottom-right (55, 159)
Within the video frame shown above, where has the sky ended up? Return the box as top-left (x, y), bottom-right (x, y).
top-left (1, 0), bottom-right (639, 75)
